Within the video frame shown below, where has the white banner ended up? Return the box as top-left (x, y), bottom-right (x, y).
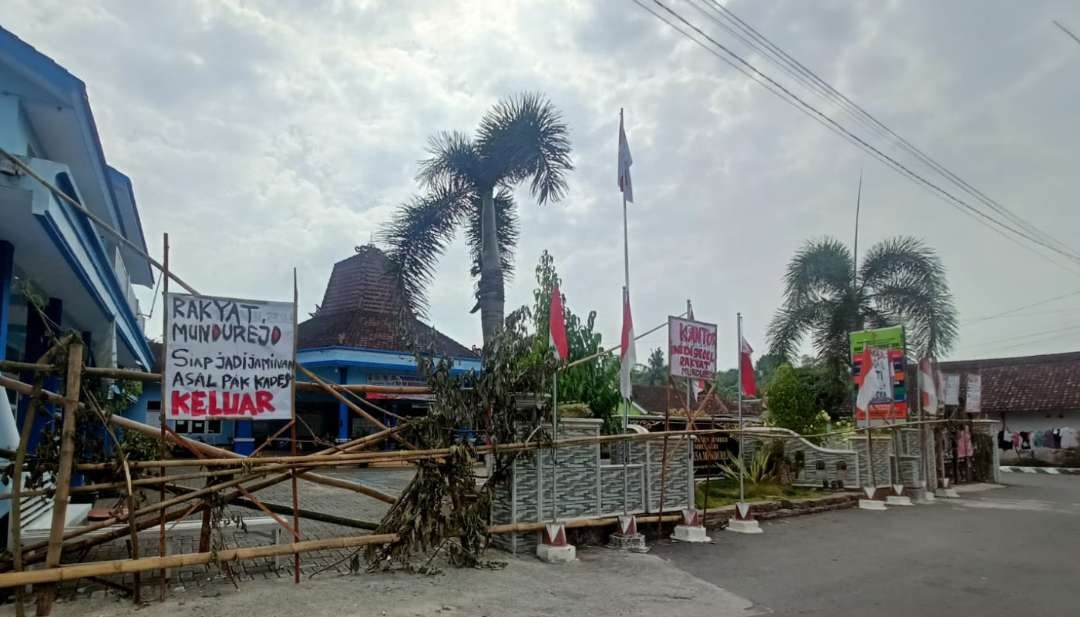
top-left (668, 316), bottom-right (718, 380)
top-left (165, 293), bottom-right (296, 420)
top-left (966, 373), bottom-right (982, 413)
top-left (942, 373), bottom-right (961, 406)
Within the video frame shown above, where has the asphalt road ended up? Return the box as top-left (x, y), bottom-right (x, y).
top-left (652, 474), bottom-right (1080, 616)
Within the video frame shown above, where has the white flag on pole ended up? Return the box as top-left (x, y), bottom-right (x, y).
top-left (618, 112), bottom-right (634, 203)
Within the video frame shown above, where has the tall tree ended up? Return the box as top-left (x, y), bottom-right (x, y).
top-left (767, 236), bottom-right (958, 373)
top-left (381, 93), bottom-right (573, 344)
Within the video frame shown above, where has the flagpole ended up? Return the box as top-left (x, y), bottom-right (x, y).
top-left (552, 370), bottom-right (558, 522)
top-left (737, 312), bottom-right (745, 505)
top-left (620, 107), bottom-right (632, 517)
top-left (685, 299), bottom-right (695, 510)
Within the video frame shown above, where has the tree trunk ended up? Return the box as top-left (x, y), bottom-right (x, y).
top-left (477, 185), bottom-right (504, 344)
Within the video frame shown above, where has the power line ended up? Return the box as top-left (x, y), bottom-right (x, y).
top-left (1055, 20), bottom-right (1080, 47)
top-left (631, 0), bottom-right (1080, 273)
top-left (963, 288), bottom-right (1080, 324)
top-left (692, 0), bottom-right (1080, 263)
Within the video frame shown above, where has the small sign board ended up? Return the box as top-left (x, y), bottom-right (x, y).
top-left (668, 316), bottom-right (718, 380)
top-left (164, 293), bottom-right (296, 420)
top-left (965, 373), bottom-right (981, 413)
top-left (942, 373), bottom-right (961, 406)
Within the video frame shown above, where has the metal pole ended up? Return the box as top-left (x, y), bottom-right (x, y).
top-left (737, 312), bottom-right (745, 505)
top-left (620, 109), bottom-right (632, 518)
top-left (158, 233), bottom-right (169, 600)
top-left (916, 359), bottom-right (928, 493)
top-left (685, 299), bottom-right (695, 510)
top-left (290, 269), bottom-right (301, 583)
top-left (551, 371), bottom-right (558, 522)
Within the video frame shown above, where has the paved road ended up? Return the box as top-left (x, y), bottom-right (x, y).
top-left (652, 474), bottom-right (1080, 616)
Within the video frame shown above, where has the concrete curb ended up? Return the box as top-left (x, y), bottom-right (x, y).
top-left (702, 493), bottom-right (860, 528)
top-left (999, 466), bottom-right (1080, 475)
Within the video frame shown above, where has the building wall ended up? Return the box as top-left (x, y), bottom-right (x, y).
top-left (996, 410), bottom-right (1080, 435)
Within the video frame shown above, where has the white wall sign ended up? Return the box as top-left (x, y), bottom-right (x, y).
top-left (164, 293), bottom-right (296, 420)
top-left (942, 373), bottom-right (961, 406)
top-left (668, 316), bottom-right (718, 380)
top-left (966, 373), bottom-right (982, 413)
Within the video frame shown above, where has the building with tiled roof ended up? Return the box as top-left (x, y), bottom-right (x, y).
top-left (291, 245), bottom-right (481, 448)
top-left (937, 351), bottom-right (1080, 435)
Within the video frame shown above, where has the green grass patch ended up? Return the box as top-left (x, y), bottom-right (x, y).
top-left (695, 477), bottom-right (821, 508)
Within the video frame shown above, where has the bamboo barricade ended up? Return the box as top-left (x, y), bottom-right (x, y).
top-left (0, 512), bottom-right (687, 590)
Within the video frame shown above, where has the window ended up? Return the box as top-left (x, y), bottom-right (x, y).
top-left (815, 460), bottom-right (826, 471)
top-left (192, 421), bottom-right (205, 434)
top-left (208, 420), bottom-right (222, 434)
top-left (837, 461), bottom-right (848, 471)
top-left (175, 421), bottom-right (189, 434)
top-left (148, 400), bottom-right (161, 411)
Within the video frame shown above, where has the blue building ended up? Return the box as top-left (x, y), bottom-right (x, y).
top-left (1, 26), bottom-right (154, 544)
top-left (130, 245), bottom-right (481, 454)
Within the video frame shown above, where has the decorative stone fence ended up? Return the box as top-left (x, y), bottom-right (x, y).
top-left (491, 418), bottom-right (693, 554)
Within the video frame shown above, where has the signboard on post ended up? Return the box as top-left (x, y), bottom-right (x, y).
top-left (965, 373), bottom-right (981, 413)
top-left (668, 316), bottom-right (718, 381)
top-left (942, 373), bottom-right (961, 406)
top-left (850, 326), bottom-right (907, 422)
top-left (164, 293), bottom-right (296, 420)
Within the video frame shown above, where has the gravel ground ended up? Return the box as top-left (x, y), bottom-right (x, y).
top-left (28, 548), bottom-right (759, 617)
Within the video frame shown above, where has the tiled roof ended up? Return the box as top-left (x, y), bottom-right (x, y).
top-left (938, 351), bottom-right (1080, 413)
top-left (298, 245), bottom-right (477, 359)
top-left (631, 384), bottom-right (744, 416)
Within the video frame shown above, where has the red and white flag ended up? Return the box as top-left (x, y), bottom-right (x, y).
top-left (618, 112), bottom-right (634, 203)
top-left (619, 287), bottom-right (636, 399)
top-left (918, 358), bottom-right (938, 415)
top-left (740, 336), bottom-right (757, 397)
top-left (549, 284), bottom-right (569, 361)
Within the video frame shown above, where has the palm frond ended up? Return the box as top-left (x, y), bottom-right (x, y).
top-left (416, 131), bottom-right (482, 191)
top-left (379, 183), bottom-right (473, 317)
top-left (767, 302), bottom-right (823, 362)
top-left (781, 237), bottom-right (853, 307)
top-left (465, 188), bottom-right (519, 283)
top-left (861, 237), bottom-right (958, 357)
top-left (476, 92), bottom-right (573, 204)
top-left (858, 236), bottom-right (943, 292)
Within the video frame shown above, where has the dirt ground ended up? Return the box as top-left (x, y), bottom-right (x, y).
top-left (23, 547), bottom-right (761, 617)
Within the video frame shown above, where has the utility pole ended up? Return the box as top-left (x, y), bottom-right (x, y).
top-left (1054, 20), bottom-right (1080, 48)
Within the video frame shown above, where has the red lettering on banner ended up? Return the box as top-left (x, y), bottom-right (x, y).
top-left (191, 391), bottom-right (207, 416)
top-left (171, 391), bottom-right (190, 415)
top-left (255, 390), bottom-right (275, 414)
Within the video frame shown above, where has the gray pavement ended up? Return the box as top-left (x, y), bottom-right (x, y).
top-left (652, 474), bottom-right (1080, 616)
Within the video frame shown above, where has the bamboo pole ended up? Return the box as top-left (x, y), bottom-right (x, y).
top-left (0, 534), bottom-right (401, 589)
top-left (120, 458), bottom-right (141, 605)
top-left (0, 147), bottom-right (199, 295)
top-left (10, 359), bottom-right (54, 617)
top-left (37, 341), bottom-right (83, 616)
top-left (0, 509), bottom-right (690, 590)
top-left (296, 364), bottom-right (417, 450)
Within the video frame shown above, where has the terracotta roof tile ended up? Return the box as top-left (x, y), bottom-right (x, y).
top-left (298, 245), bottom-right (477, 359)
top-left (938, 351), bottom-right (1080, 413)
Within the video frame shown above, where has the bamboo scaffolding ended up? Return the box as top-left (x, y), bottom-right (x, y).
top-left (37, 341), bottom-right (83, 616)
top-left (0, 511), bottom-right (689, 590)
top-left (0, 534), bottom-right (401, 589)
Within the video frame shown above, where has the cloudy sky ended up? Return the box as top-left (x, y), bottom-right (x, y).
top-left (6, 0), bottom-right (1080, 365)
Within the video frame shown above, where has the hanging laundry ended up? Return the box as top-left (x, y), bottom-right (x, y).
top-left (1012, 432), bottom-right (1021, 450)
top-left (1052, 428), bottom-right (1063, 449)
top-left (1061, 427), bottom-right (1078, 449)
top-left (1020, 431), bottom-right (1032, 450)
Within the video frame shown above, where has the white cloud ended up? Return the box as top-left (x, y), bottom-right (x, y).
top-left (6, 0), bottom-right (1080, 362)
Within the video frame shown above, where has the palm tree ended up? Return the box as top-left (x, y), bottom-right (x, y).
top-left (767, 236), bottom-right (958, 372)
top-left (381, 93), bottom-right (573, 344)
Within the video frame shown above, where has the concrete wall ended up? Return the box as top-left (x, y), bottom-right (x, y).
top-left (491, 419), bottom-right (693, 554)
